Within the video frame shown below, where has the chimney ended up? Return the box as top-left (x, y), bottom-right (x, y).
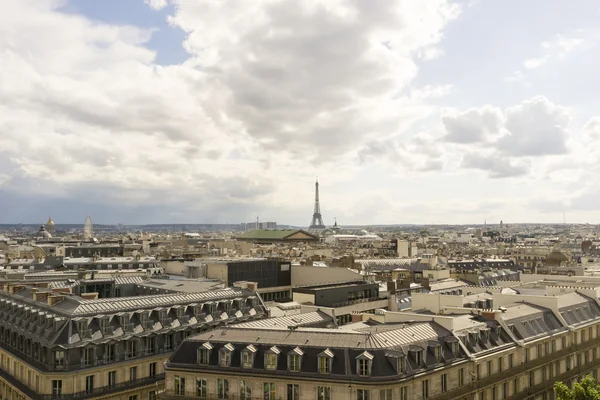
top-left (387, 281), bottom-right (397, 295)
top-left (48, 295), bottom-right (65, 307)
top-left (80, 292), bottom-right (99, 300)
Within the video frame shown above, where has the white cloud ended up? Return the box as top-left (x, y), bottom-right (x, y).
top-left (523, 57), bottom-right (547, 69)
top-left (582, 117), bottom-right (600, 141)
top-left (498, 96), bottom-right (570, 157)
top-left (0, 0), bottom-right (463, 223)
top-left (145, 0), bottom-right (168, 10)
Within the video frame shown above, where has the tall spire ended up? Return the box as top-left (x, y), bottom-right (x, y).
top-left (309, 178), bottom-right (325, 229)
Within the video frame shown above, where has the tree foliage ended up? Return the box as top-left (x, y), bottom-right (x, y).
top-left (555, 375), bottom-right (600, 400)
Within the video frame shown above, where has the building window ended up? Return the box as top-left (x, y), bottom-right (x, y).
top-left (265, 353), bottom-right (278, 370)
top-left (434, 346), bottom-right (442, 362)
top-left (459, 368), bottom-right (465, 387)
top-left (218, 378), bottom-right (229, 399)
top-left (107, 371), bottom-right (116, 388)
top-left (399, 387), bottom-right (408, 400)
top-left (508, 354), bottom-right (513, 368)
top-left (240, 380), bottom-right (252, 400)
top-left (318, 349), bottom-right (334, 373)
top-left (220, 349), bottom-right (232, 367)
top-left (288, 354), bottom-right (301, 372)
top-left (263, 382), bottom-right (276, 400)
top-left (165, 334), bottom-right (173, 351)
top-left (357, 389), bottom-right (370, 400)
top-left (397, 357), bottom-right (405, 374)
top-left (129, 396), bottom-right (138, 400)
top-left (82, 347), bottom-right (93, 367)
top-left (52, 380), bottom-right (62, 396)
top-left (129, 366), bottom-right (137, 381)
top-left (126, 340), bottom-right (138, 358)
top-left (148, 391), bottom-right (156, 400)
top-left (487, 360), bottom-right (492, 376)
top-left (105, 344), bottom-right (115, 362)
top-left (441, 373), bottom-right (448, 392)
top-left (196, 378), bottom-right (207, 398)
top-left (287, 384), bottom-right (299, 400)
top-left (149, 362), bottom-right (156, 377)
top-left (85, 375), bottom-right (94, 394)
top-left (379, 389), bottom-right (392, 400)
top-left (174, 376), bottom-right (185, 396)
top-left (146, 337), bottom-right (156, 354)
top-left (317, 386), bottom-right (331, 400)
top-left (54, 351), bottom-right (65, 369)
top-left (422, 379), bottom-right (429, 399)
top-left (498, 357), bottom-right (503, 372)
top-left (197, 349), bottom-right (210, 365)
top-left (242, 351), bottom-right (254, 368)
top-left (356, 352), bottom-right (373, 376)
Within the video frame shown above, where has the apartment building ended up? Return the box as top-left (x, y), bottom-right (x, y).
top-left (162, 288), bottom-right (600, 400)
top-left (0, 281), bottom-right (267, 400)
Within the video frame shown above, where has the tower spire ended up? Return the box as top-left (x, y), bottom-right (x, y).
top-left (309, 179), bottom-right (325, 229)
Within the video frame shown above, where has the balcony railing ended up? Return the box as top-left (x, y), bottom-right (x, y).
top-left (37, 373), bottom-right (165, 400)
top-left (159, 391), bottom-right (280, 400)
top-left (0, 338), bottom-right (170, 372)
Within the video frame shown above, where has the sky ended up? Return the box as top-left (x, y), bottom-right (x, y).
top-left (2, 0), bottom-right (600, 226)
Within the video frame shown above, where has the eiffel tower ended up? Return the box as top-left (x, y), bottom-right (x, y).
top-left (309, 178), bottom-right (326, 229)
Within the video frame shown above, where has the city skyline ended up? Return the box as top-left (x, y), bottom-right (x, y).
top-left (2, 0), bottom-right (600, 225)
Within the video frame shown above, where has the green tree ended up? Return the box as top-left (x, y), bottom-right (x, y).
top-left (555, 375), bottom-right (600, 400)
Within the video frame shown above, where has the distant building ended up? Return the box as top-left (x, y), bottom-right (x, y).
top-left (235, 229), bottom-right (318, 244)
top-left (83, 216), bottom-right (93, 240)
top-left (241, 222), bottom-right (277, 231)
top-left (45, 217), bottom-right (55, 234)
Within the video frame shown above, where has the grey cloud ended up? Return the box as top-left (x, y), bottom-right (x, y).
top-left (462, 152), bottom-right (529, 178)
top-left (442, 106), bottom-right (503, 143)
top-left (358, 134), bottom-right (446, 172)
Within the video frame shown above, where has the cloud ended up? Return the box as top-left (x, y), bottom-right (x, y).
top-left (583, 117), bottom-right (600, 141)
top-left (461, 152), bottom-right (529, 178)
top-left (145, 0), bottom-right (168, 10)
top-left (523, 57), bottom-right (547, 69)
top-left (358, 133), bottom-right (447, 172)
top-left (0, 0), bottom-right (464, 223)
top-left (497, 96), bottom-right (570, 157)
top-left (442, 105), bottom-right (503, 143)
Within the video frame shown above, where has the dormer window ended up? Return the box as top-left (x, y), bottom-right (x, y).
top-left (318, 349), bottom-right (334, 374)
top-left (241, 345), bottom-right (256, 368)
top-left (220, 344), bottom-right (234, 367)
top-left (139, 313), bottom-right (148, 326)
top-left (288, 347), bottom-right (303, 372)
top-left (356, 351), bottom-right (374, 376)
top-left (430, 344), bottom-right (442, 363)
top-left (398, 357), bottom-right (405, 373)
top-left (197, 342), bottom-right (212, 365)
top-left (176, 308), bottom-right (184, 319)
top-left (451, 341), bottom-right (460, 356)
top-left (469, 332), bottom-right (479, 343)
top-left (265, 346), bottom-right (280, 370)
top-left (410, 347), bottom-right (424, 366)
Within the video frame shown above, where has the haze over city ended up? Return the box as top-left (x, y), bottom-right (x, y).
top-left (2, 0), bottom-right (600, 225)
